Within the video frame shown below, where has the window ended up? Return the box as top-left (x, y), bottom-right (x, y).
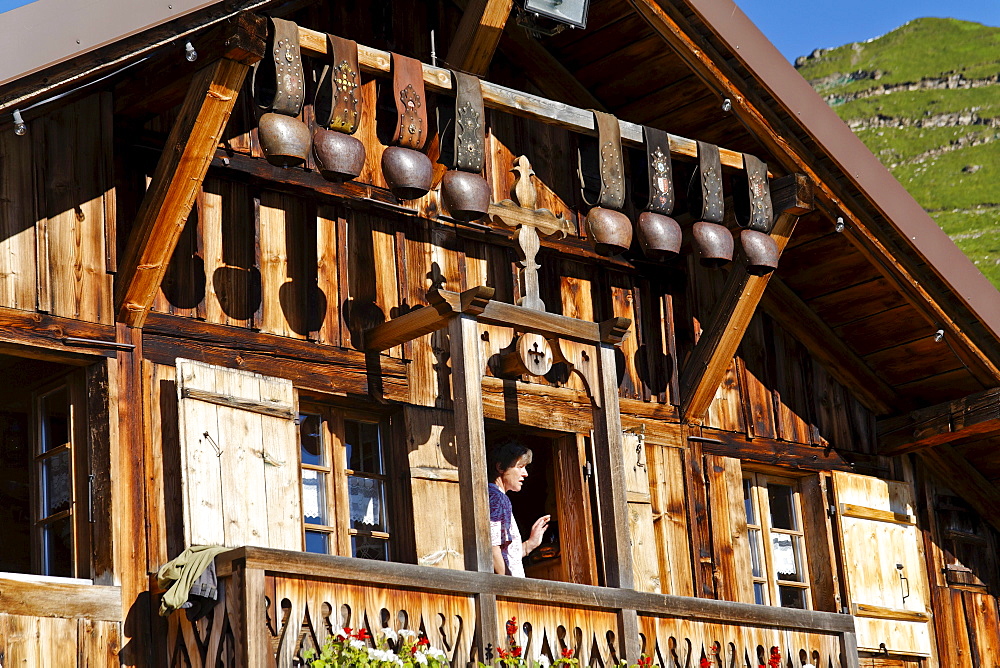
top-left (299, 404), bottom-right (392, 560)
top-left (0, 361), bottom-right (90, 579)
top-left (743, 472), bottom-right (812, 609)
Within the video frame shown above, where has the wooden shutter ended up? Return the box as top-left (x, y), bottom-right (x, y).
top-left (832, 471), bottom-right (933, 657)
top-left (623, 430), bottom-right (661, 593)
top-left (176, 359), bottom-right (302, 551)
top-left (705, 455), bottom-right (754, 603)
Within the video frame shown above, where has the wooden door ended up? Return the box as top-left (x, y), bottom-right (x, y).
top-left (832, 471), bottom-right (933, 657)
top-left (176, 358), bottom-right (302, 550)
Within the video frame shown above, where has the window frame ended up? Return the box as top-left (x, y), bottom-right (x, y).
top-left (743, 471), bottom-right (813, 610)
top-left (298, 402), bottom-right (394, 560)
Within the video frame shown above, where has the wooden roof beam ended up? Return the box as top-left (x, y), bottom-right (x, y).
top-left (114, 13), bottom-right (265, 328)
top-left (918, 445), bottom-right (1000, 534)
top-left (445, 0), bottom-right (514, 75)
top-left (627, 0), bottom-right (1000, 387)
top-left (295, 25), bottom-right (748, 169)
top-left (877, 387), bottom-right (1000, 456)
top-left (761, 278), bottom-right (903, 416)
top-left (680, 174), bottom-right (813, 421)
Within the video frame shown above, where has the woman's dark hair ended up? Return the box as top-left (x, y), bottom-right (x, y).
top-left (487, 439), bottom-right (533, 480)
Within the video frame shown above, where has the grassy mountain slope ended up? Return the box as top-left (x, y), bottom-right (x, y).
top-left (796, 18), bottom-right (1000, 287)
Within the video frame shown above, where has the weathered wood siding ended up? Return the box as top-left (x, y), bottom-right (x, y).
top-left (0, 93), bottom-right (113, 322)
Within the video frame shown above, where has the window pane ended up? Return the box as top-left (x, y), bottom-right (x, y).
top-left (778, 585), bottom-right (806, 609)
top-left (753, 582), bottom-right (767, 605)
top-left (305, 530), bottom-right (329, 555)
top-left (39, 387), bottom-right (70, 454)
top-left (348, 476), bottom-right (385, 531)
top-left (743, 478), bottom-right (756, 524)
top-left (41, 450), bottom-right (72, 517)
top-left (346, 421), bottom-right (382, 474)
top-left (352, 535), bottom-right (388, 561)
top-left (42, 516), bottom-right (74, 577)
top-left (772, 533), bottom-right (803, 582)
top-left (748, 528), bottom-right (763, 578)
top-left (300, 413), bottom-right (323, 466)
top-left (301, 469), bottom-right (326, 524)
top-left (767, 483), bottom-right (797, 530)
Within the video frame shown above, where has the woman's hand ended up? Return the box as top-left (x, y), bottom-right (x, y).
top-left (523, 514), bottom-right (551, 554)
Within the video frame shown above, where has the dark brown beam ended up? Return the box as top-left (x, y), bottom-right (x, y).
top-left (0, 306), bottom-right (118, 360)
top-left (761, 278), bottom-right (902, 415)
top-left (919, 445), bottom-right (1000, 534)
top-left (878, 387), bottom-right (1000, 456)
top-left (680, 174), bottom-right (813, 421)
top-left (698, 428), bottom-right (854, 472)
top-left (115, 16), bottom-right (265, 329)
top-left (445, 0), bottom-right (514, 75)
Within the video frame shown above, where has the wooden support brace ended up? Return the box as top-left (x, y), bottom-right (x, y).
top-left (878, 386), bottom-right (1000, 456)
top-left (445, 0), bottom-right (514, 75)
top-left (115, 15), bottom-right (265, 328)
top-left (680, 174), bottom-right (813, 421)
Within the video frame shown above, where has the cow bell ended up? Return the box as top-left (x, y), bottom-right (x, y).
top-left (637, 212), bottom-right (681, 261)
top-left (586, 207), bottom-right (633, 256)
top-left (442, 170), bottom-right (491, 222)
top-left (692, 221), bottom-right (733, 268)
top-left (381, 146), bottom-right (433, 200)
top-left (313, 128), bottom-right (366, 182)
top-left (740, 229), bottom-right (779, 276)
top-left (258, 113), bottom-right (312, 168)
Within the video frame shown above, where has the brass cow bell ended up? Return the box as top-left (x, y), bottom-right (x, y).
top-left (587, 207), bottom-right (633, 256)
top-left (740, 229), bottom-right (779, 276)
top-left (312, 34), bottom-right (366, 181)
top-left (442, 170), bottom-right (491, 222)
top-left (689, 141), bottom-right (733, 268)
top-left (637, 212), bottom-right (681, 260)
top-left (381, 147), bottom-right (433, 200)
top-left (258, 113), bottom-right (312, 168)
top-left (692, 221), bottom-right (734, 269)
top-left (313, 129), bottom-right (366, 181)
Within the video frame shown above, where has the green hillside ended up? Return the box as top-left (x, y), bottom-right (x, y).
top-left (796, 18), bottom-right (1000, 287)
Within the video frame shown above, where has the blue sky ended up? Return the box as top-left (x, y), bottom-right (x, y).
top-left (733, 0), bottom-right (1000, 61)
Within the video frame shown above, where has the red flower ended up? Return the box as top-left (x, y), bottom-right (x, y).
top-left (418, 636), bottom-right (430, 647)
top-left (701, 657), bottom-right (713, 668)
top-left (638, 657), bottom-right (653, 667)
top-left (768, 646), bottom-right (781, 668)
top-left (498, 648), bottom-right (509, 659)
top-left (512, 646), bottom-right (523, 658)
top-left (354, 628), bottom-right (370, 641)
top-left (561, 648), bottom-right (575, 659)
top-left (506, 617), bottom-right (518, 637)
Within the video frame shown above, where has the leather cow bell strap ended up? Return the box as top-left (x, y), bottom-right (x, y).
top-left (689, 140), bottom-right (725, 223)
top-left (733, 153), bottom-right (774, 232)
top-left (452, 71), bottom-right (485, 173)
top-left (315, 34), bottom-right (361, 133)
top-left (252, 17), bottom-right (305, 116)
top-left (392, 53), bottom-right (428, 150)
top-left (579, 110), bottom-right (625, 210)
top-left (643, 126), bottom-right (674, 215)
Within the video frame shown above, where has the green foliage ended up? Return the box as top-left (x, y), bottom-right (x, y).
top-left (797, 18), bottom-right (1000, 92)
top-left (799, 17), bottom-right (1000, 289)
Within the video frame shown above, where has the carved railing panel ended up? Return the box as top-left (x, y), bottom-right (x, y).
top-left (160, 548), bottom-right (859, 668)
top-left (638, 616), bottom-right (845, 668)
top-left (496, 600), bottom-right (620, 665)
top-left (269, 575), bottom-right (476, 666)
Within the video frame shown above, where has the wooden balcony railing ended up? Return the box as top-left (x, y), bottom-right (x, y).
top-left (165, 547), bottom-right (859, 668)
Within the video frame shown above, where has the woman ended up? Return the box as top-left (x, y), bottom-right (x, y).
top-left (487, 440), bottom-right (550, 577)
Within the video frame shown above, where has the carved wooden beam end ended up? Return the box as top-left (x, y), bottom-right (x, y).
top-left (877, 386), bottom-right (1000, 456)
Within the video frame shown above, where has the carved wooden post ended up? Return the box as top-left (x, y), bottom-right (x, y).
top-left (233, 563), bottom-right (268, 668)
top-left (448, 289), bottom-right (498, 662)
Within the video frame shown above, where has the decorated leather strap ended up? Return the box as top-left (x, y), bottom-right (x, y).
top-left (643, 126), bottom-right (674, 215)
top-left (737, 154), bottom-right (773, 232)
top-left (580, 111), bottom-right (625, 209)
top-left (392, 53), bottom-right (427, 150)
top-left (695, 140), bottom-right (724, 223)
top-left (452, 71), bottom-right (485, 173)
top-left (315, 34), bottom-right (361, 133)
top-left (252, 17), bottom-right (305, 116)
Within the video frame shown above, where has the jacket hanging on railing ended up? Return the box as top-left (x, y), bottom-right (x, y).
top-left (156, 544), bottom-right (229, 619)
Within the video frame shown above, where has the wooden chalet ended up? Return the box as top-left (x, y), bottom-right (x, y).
top-left (1, 0), bottom-right (999, 666)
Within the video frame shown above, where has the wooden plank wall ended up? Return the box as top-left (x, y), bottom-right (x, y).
top-left (0, 92), bottom-right (113, 322)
